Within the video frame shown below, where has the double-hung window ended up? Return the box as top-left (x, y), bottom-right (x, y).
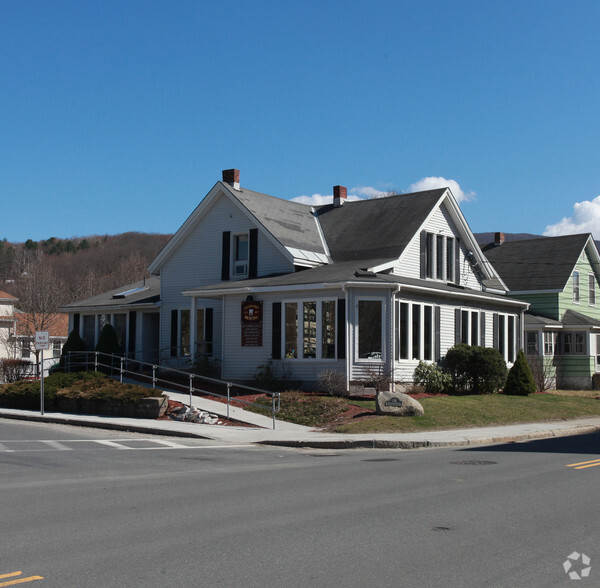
top-left (495, 313), bottom-right (516, 362)
top-left (589, 274), bottom-right (596, 306)
top-left (573, 271), bottom-right (580, 303)
top-left (233, 233), bottom-right (249, 277)
top-left (422, 231), bottom-right (456, 282)
top-left (525, 331), bottom-right (538, 355)
top-left (397, 301), bottom-right (435, 361)
top-left (544, 332), bottom-right (557, 356)
top-left (357, 299), bottom-right (383, 360)
top-left (284, 299), bottom-right (337, 360)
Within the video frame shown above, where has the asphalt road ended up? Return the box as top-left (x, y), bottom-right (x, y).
top-left (1, 419), bottom-right (599, 587)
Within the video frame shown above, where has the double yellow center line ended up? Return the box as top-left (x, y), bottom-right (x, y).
top-left (567, 458), bottom-right (600, 470)
top-left (0, 572), bottom-right (43, 586)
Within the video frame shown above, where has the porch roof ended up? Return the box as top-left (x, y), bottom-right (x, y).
top-left (183, 261), bottom-right (527, 308)
top-left (60, 276), bottom-right (161, 313)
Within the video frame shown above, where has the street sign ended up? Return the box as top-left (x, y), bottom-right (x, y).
top-left (35, 331), bottom-right (50, 351)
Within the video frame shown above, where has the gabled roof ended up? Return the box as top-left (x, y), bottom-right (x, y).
top-left (561, 309), bottom-right (600, 328)
top-left (482, 233), bottom-right (597, 292)
top-left (60, 276), bottom-right (160, 312)
top-left (0, 290), bottom-right (17, 302)
top-left (233, 186), bottom-right (325, 254)
top-left (315, 189), bottom-right (446, 262)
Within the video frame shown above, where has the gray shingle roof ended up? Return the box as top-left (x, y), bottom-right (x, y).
top-left (60, 276), bottom-right (160, 311)
top-left (482, 234), bottom-right (591, 291)
top-left (315, 189), bottom-right (446, 262)
top-left (233, 186), bottom-right (326, 253)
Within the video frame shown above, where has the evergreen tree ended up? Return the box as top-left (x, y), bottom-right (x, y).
top-left (504, 350), bottom-right (537, 395)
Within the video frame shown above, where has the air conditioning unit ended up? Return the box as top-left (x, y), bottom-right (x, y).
top-left (234, 262), bottom-right (248, 275)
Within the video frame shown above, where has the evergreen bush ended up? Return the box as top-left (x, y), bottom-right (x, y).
top-left (56, 329), bottom-right (88, 372)
top-left (444, 344), bottom-right (507, 395)
top-left (95, 324), bottom-right (123, 374)
top-left (504, 350), bottom-right (537, 395)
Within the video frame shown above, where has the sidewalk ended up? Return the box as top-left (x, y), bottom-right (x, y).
top-left (2, 388), bottom-right (600, 450)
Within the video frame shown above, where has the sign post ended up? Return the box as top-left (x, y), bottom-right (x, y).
top-left (35, 331), bottom-right (50, 415)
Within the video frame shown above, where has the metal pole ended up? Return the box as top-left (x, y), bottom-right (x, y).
top-left (94, 352), bottom-right (98, 373)
top-left (189, 374), bottom-right (193, 409)
top-left (152, 365), bottom-right (157, 389)
top-left (120, 357), bottom-right (124, 383)
top-left (272, 392), bottom-right (276, 430)
top-left (40, 349), bottom-right (44, 415)
top-left (227, 382), bottom-right (231, 420)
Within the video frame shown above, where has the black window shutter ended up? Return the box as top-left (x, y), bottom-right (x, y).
top-left (205, 308), bottom-right (214, 354)
top-left (170, 309), bottom-right (178, 357)
top-left (435, 306), bottom-right (441, 361)
top-left (128, 311), bottom-right (137, 356)
top-left (394, 301), bottom-right (399, 361)
top-left (455, 238), bottom-right (461, 285)
top-left (493, 313), bottom-right (499, 349)
top-left (272, 302), bottom-right (282, 359)
top-left (73, 313), bottom-right (80, 335)
top-left (420, 231), bottom-right (427, 279)
top-left (455, 308), bottom-right (461, 344)
top-left (249, 228), bottom-right (258, 279)
top-left (337, 299), bottom-right (346, 359)
top-left (480, 312), bottom-right (486, 347)
top-left (221, 231), bottom-right (231, 281)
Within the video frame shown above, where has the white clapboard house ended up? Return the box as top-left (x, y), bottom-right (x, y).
top-left (62, 169), bottom-right (527, 389)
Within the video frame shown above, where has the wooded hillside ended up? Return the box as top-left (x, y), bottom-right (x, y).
top-left (0, 232), bottom-right (171, 307)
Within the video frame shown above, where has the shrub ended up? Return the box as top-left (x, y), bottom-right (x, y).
top-left (504, 350), bottom-right (537, 396)
top-left (253, 359), bottom-right (300, 392)
top-left (191, 354), bottom-right (221, 379)
top-left (318, 369), bottom-right (347, 396)
top-left (55, 329), bottom-right (88, 372)
top-left (0, 359), bottom-right (34, 383)
top-left (444, 344), bottom-right (507, 395)
top-left (413, 361), bottom-right (451, 395)
top-left (95, 324), bottom-right (122, 373)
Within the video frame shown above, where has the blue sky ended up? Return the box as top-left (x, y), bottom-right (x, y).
top-left (2, 0), bottom-right (600, 242)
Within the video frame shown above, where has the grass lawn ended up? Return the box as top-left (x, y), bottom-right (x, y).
top-left (334, 393), bottom-right (600, 434)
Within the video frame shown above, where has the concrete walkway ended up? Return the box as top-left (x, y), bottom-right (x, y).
top-left (2, 394), bottom-right (600, 449)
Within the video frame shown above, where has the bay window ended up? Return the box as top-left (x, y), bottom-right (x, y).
top-left (283, 299), bottom-right (337, 360)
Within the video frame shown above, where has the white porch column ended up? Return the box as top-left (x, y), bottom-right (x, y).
top-left (190, 296), bottom-right (197, 361)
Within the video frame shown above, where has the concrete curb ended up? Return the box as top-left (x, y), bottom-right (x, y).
top-left (0, 412), bottom-right (214, 440)
top-left (257, 424), bottom-right (600, 450)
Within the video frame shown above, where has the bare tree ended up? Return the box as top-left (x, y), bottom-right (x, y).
top-left (12, 260), bottom-right (66, 372)
top-left (526, 353), bottom-right (559, 392)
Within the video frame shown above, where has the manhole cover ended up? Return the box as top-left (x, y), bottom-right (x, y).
top-left (308, 453), bottom-right (340, 457)
top-left (361, 458), bottom-right (401, 462)
top-left (450, 460), bottom-right (497, 465)
top-left (431, 526), bottom-right (451, 532)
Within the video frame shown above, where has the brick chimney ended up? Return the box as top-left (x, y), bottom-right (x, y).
top-left (333, 185), bottom-right (347, 207)
top-left (222, 169), bottom-right (240, 190)
top-left (494, 232), bottom-right (505, 245)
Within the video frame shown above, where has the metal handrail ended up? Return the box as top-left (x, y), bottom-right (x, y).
top-left (64, 351), bottom-right (281, 429)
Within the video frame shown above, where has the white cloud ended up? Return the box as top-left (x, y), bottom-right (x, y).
top-left (408, 177), bottom-right (475, 203)
top-left (291, 177), bottom-right (474, 206)
top-left (349, 186), bottom-right (389, 199)
top-left (544, 195), bottom-right (600, 239)
top-left (291, 192), bottom-right (365, 206)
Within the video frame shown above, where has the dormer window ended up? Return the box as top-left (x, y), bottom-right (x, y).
top-left (233, 233), bottom-right (249, 277)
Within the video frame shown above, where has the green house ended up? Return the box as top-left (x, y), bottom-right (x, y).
top-left (483, 233), bottom-right (600, 389)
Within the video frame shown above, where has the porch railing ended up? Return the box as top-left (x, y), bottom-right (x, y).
top-left (62, 351), bottom-right (281, 429)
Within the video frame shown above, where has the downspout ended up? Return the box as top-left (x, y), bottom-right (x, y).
top-left (342, 284), bottom-right (350, 393)
top-left (220, 294), bottom-right (225, 378)
top-left (390, 284), bottom-right (401, 388)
